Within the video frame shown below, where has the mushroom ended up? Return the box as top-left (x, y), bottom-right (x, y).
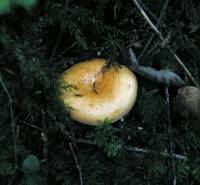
top-left (59, 58), bottom-right (138, 126)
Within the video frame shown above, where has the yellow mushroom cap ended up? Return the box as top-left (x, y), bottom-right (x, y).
top-left (59, 58), bottom-right (138, 126)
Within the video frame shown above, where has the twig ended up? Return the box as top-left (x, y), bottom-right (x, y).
top-left (58, 123), bottom-right (186, 161)
top-left (0, 75), bottom-right (17, 185)
top-left (124, 146), bottom-right (186, 160)
top-left (131, 0), bottom-right (199, 87)
top-left (49, 0), bottom-right (70, 62)
top-left (138, 0), bottom-right (170, 60)
top-left (73, 138), bottom-right (186, 160)
top-left (138, 33), bottom-right (155, 61)
top-left (60, 41), bottom-right (77, 58)
top-left (69, 142), bottom-right (83, 185)
top-left (40, 108), bottom-right (49, 182)
top-left (21, 120), bottom-right (43, 131)
top-left (169, 50), bottom-right (199, 87)
top-left (165, 87), bottom-right (177, 185)
top-left (0, 75), bottom-right (17, 170)
top-left (49, 28), bottom-right (63, 62)
top-left (137, 0), bottom-right (166, 28)
top-left (132, 0), bottom-right (162, 39)
top-left (41, 132), bottom-right (48, 163)
top-left (157, 0), bottom-right (170, 29)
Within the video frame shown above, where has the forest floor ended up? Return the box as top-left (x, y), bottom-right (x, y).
top-left (0, 0), bottom-right (200, 185)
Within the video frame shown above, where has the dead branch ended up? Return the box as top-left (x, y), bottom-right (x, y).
top-left (74, 138), bottom-right (187, 160)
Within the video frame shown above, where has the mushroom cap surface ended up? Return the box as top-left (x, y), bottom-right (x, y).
top-left (59, 58), bottom-right (138, 126)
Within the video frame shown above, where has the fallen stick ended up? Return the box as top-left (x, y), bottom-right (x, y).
top-left (74, 138), bottom-right (187, 160)
top-left (123, 146), bottom-right (186, 160)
